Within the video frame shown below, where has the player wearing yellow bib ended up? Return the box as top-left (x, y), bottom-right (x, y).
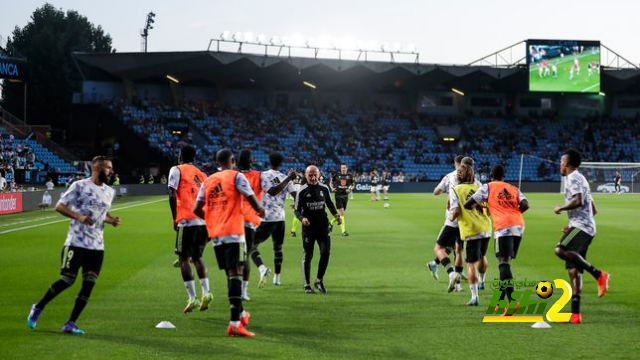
top-left (448, 164), bottom-right (491, 306)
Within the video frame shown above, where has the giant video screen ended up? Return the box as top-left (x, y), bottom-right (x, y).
top-left (528, 39), bottom-right (600, 93)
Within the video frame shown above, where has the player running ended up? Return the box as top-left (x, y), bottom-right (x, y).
top-left (290, 171), bottom-right (305, 237)
top-left (464, 164), bottom-right (529, 306)
top-left (238, 149), bottom-right (264, 300)
top-left (370, 170), bottom-right (381, 201)
top-left (250, 152), bottom-right (297, 287)
top-left (295, 165), bottom-right (341, 294)
top-left (330, 163), bottom-right (355, 236)
top-left (193, 149), bottom-right (265, 337)
top-left (27, 156), bottom-right (120, 335)
top-left (553, 149), bottom-right (610, 324)
top-left (448, 164), bottom-right (491, 306)
top-left (381, 171), bottom-right (391, 204)
top-left (168, 146), bottom-right (212, 313)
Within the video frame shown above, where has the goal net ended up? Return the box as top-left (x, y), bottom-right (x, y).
top-left (572, 162), bottom-right (640, 194)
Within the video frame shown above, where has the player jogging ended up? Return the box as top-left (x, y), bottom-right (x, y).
top-left (553, 149), bottom-right (610, 324)
top-left (448, 164), bottom-right (491, 306)
top-left (464, 164), bottom-right (529, 307)
top-left (193, 149), bottom-right (265, 337)
top-left (27, 156), bottom-right (120, 335)
top-left (382, 171), bottom-right (391, 204)
top-left (370, 170), bottom-right (380, 201)
top-left (295, 165), bottom-right (341, 293)
top-left (168, 146), bottom-right (212, 313)
top-left (330, 163), bottom-right (355, 236)
top-left (250, 152), bottom-right (297, 287)
top-left (238, 149), bottom-right (264, 300)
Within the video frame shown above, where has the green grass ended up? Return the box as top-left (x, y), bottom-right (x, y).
top-left (1, 193), bottom-right (639, 359)
top-left (529, 53), bottom-right (600, 93)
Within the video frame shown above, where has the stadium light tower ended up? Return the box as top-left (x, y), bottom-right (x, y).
top-left (141, 12), bottom-right (156, 53)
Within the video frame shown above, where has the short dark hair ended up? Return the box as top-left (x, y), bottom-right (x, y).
top-left (91, 156), bottom-right (110, 165)
top-left (269, 152), bottom-right (284, 169)
top-left (216, 149), bottom-right (234, 164)
top-left (238, 149), bottom-right (252, 170)
top-left (454, 155), bottom-right (464, 164)
top-left (180, 145), bottom-right (196, 163)
top-left (491, 164), bottom-right (505, 180)
top-left (564, 148), bottom-right (582, 168)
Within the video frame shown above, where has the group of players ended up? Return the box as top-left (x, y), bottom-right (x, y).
top-left (537, 56), bottom-right (600, 80)
top-left (425, 150), bottom-right (610, 324)
top-left (24, 146), bottom-right (611, 338)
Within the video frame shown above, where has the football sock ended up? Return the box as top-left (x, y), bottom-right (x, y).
top-left (478, 272), bottom-right (486, 283)
top-left (499, 263), bottom-right (514, 301)
top-left (441, 258), bottom-right (453, 274)
top-left (470, 283), bottom-right (478, 299)
top-left (36, 275), bottom-right (75, 309)
top-left (69, 274), bottom-right (97, 322)
top-left (185, 280), bottom-right (197, 300)
top-left (258, 265), bottom-right (267, 274)
top-left (200, 278), bottom-right (210, 294)
top-left (242, 281), bottom-right (249, 296)
top-left (274, 249), bottom-right (283, 274)
top-left (291, 217), bottom-right (299, 233)
top-left (230, 321), bottom-right (241, 327)
top-left (340, 216), bottom-right (346, 233)
top-left (250, 248), bottom-right (264, 268)
top-left (433, 257), bottom-right (441, 265)
top-left (455, 266), bottom-right (464, 274)
top-left (571, 295), bottom-right (581, 314)
top-left (228, 275), bottom-right (243, 322)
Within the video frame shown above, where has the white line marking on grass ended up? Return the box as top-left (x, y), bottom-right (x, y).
top-left (0, 216), bottom-right (56, 228)
top-left (0, 199), bottom-right (165, 235)
top-left (581, 83), bottom-right (600, 92)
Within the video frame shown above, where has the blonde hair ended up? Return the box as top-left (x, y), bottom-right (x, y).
top-left (457, 164), bottom-right (475, 184)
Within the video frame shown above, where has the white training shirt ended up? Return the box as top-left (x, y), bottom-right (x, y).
top-left (436, 170), bottom-right (481, 228)
top-left (471, 183), bottom-right (527, 238)
top-left (260, 169), bottom-right (296, 223)
top-left (168, 165), bottom-right (206, 227)
top-left (564, 170), bottom-right (596, 236)
top-left (58, 179), bottom-right (115, 251)
top-left (196, 171), bottom-right (254, 246)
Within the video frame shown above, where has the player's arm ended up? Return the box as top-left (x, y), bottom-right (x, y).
top-left (555, 193), bottom-right (582, 214)
top-left (105, 212), bottom-right (121, 227)
top-left (329, 177), bottom-right (335, 192)
top-left (55, 202), bottom-right (94, 226)
top-left (293, 189), bottom-right (309, 225)
top-left (167, 167), bottom-right (180, 230)
top-left (433, 176), bottom-right (447, 195)
top-left (267, 170), bottom-right (296, 197)
top-left (193, 183), bottom-right (206, 219)
top-left (323, 186), bottom-right (341, 224)
top-left (591, 198), bottom-right (598, 216)
top-left (448, 189), bottom-right (461, 221)
top-left (347, 176), bottom-right (354, 193)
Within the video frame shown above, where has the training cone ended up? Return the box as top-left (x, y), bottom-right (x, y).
top-left (531, 322), bottom-right (551, 329)
top-left (155, 321), bottom-right (176, 329)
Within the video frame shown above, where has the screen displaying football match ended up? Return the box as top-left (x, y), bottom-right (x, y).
top-left (528, 39), bottom-right (600, 93)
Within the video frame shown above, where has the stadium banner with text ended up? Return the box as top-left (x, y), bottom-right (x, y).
top-left (0, 57), bottom-right (26, 81)
top-left (527, 39), bottom-right (600, 93)
top-left (483, 278), bottom-right (572, 323)
top-left (0, 193), bottom-right (23, 215)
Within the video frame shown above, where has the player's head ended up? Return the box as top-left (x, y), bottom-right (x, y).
top-left (91, 155), bottom-right (113, 184)
top-left (238, 149), bottom-right (252, 170)
top-left (457, 163), bottom-right (474, 184)
top-left (269, 152), bottom-right (284, 170)
top-left (490, 164), bottom-right (506, 181)
top-left (461, 156), bottom-right (475, 168)
top-left (561, 148), bottom-right (581, 176)
top-left (454, 155), bottom-right (464, 169)
top-left (216, 149), bottom-right (235, 169)
top-left (179, 145), bottom-right (196, 164)
top-left (341, 163), bottom-right (348, 174)
top-left (305, 165), bottom-right (319, 185)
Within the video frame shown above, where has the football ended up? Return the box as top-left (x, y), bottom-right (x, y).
top-left (384, 203), bottom-right (390, 208)
top-left (536, 281), bottom-right (553, 299)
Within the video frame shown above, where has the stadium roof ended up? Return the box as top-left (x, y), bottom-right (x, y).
top-left (73, 51), bottom-right (640, 94)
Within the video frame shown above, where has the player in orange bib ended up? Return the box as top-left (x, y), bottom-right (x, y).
top-left (237, 149), bottom-right (263, 301)
top-left (464, 164), bottom-right (529, 306)
top-left (194, 149), bottom-right (265, 337)
top-left (168, 146), bottom-right (212, 313)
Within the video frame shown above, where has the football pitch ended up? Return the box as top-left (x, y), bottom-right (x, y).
top-left (529, 53), bottom-right (600, 93)
top-left (1, 193), bottom-right (638, 359)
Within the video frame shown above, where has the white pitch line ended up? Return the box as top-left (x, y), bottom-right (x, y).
top-left (0, 216), bottom-right (56, 228)
top-left (0, 199), bottom-right (164, 235)
top-left (581, 82), bottom-right (601, 93)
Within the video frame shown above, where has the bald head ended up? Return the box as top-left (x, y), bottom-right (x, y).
top-left (305, 165), bottom-right (319, 185)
